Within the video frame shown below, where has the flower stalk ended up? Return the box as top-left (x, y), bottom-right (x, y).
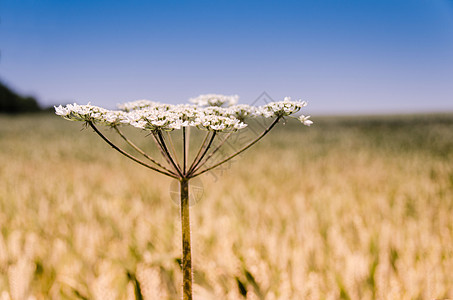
top-left (180, 178), bottom-right (192, 300)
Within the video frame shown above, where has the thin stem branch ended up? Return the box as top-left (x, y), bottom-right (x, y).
top-left (183, 127), bottom-right (188, 174)
top-left (187, 131), bottom-right (211, 173)
top-left (180, 179), bottom-right (193, 300)
top-left (191, 117), bottom-right (281, 178)
top-left (113, 126), bottom-right (177, 176)
top-left (151, 131), bottom-right (175, 170)
top-left (88, 122), bottom-right (178, 179)
top-left (190, 131), bottom-right (234, 175)
top-left (187, 131), bottom-right (216, 176)
top-left (157, 130), bottom-right (183, 178)
top-left (166, 131), bottom-right (181, 172)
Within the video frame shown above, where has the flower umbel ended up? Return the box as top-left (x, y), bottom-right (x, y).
top-left (57, 95), bottom-right (311, 132)
top-left (189, 94), bottom-right (239, 107)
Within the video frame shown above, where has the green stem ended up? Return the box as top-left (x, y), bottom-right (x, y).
top-left (180, 179), bottom-right (193, 300)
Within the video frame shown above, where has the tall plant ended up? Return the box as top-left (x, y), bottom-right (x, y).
top-left (55, 94), bottom-right (312, 299)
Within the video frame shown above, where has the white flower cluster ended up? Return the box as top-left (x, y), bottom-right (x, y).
top-left (259, 97), bottom-right (308, 117)
top-left (54, 103), bottom-right (116, 123)
top-left (189, 94), bottom-right (239, 107)
top-left (119, 104), bottom-right (247, 131)
top-left (55, 94), bottom-right (312, 131)
top-left (117, 99), bottom-right (164, 112)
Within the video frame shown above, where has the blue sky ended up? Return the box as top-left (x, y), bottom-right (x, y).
top-left (1, 0), bottom-right (452, 114)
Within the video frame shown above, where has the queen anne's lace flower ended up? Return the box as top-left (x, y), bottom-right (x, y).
top-left (258, 97), bottom-right (308, 118)
top-left (55, 94), bottom-right (312, 131)
top-left (189, 94), bottom-right (239, 107)
top-left (225, 105), bottom-right (258, 120)
top-left (298, 115), bottom-right (313, 126)
top-left (117, 100), bottom-right (161, 112)
top-left (54, 105), bottom-right (71, 116)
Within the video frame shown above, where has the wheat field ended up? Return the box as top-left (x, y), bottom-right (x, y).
top-left (0, 113), bottom-right (452, 299)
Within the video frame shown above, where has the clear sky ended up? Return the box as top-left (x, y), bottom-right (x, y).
top-left (1, 0), bottom-right (453, 114)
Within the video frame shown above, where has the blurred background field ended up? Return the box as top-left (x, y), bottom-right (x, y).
top-left (0, 113), bottom-right (452, 299)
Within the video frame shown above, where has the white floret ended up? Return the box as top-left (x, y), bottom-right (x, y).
top-left (190, 94), bottom-right (239, 107)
